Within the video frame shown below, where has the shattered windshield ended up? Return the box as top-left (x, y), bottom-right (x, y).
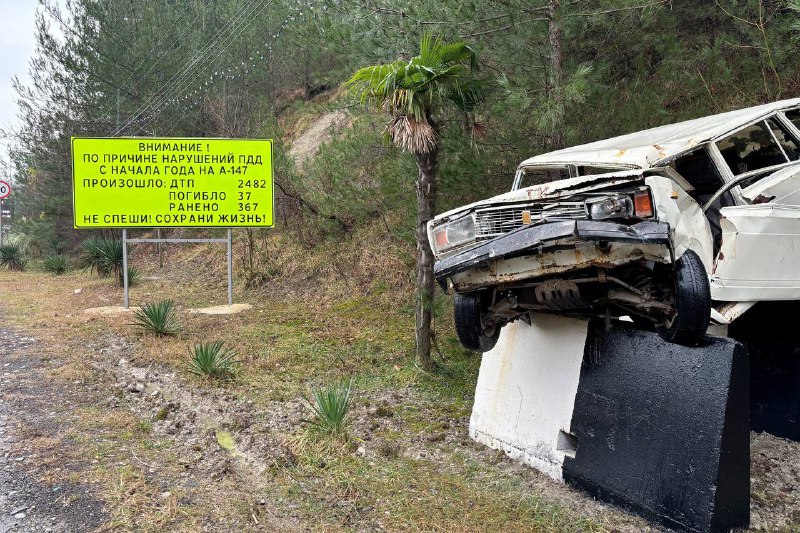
top-left (514, 165), bottom-right (630, 190)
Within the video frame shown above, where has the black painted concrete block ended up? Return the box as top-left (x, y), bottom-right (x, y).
top-left (728, 301), bottom-right (800, 441)
top-left (563, 322), bottom-right (749, 533)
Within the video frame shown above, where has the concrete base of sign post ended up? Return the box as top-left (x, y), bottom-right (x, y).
top-left (188, 303), bottom-right (253, 315)
top-left (83, 305), bottom-right (138, 315)
top-left (470, 314), bottom-right (750, 533)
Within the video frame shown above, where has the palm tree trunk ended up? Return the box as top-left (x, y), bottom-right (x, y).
top-left (414, 147), bottom-right (437, 371)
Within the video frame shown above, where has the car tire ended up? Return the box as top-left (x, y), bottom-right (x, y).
top-left (454, 292), bottom-right (500, 352)
top-left (657, 249), bottom-right (711, 346)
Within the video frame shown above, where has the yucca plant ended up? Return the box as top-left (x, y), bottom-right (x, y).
top-left (303, 378), bottom-right (355, 437)
top-left (98, 238), bottom-right (123, 280)
top-left (78, 238), bottom-right (108, 276)
top-left (187, 341), bottom-right (238, 381)
top-left (79, 238), bottom-right (123, 278)
top-left (121, 265), bottom-right (140, 287)
top-left (0, 244), bottom-right (25, 271)
top-left (131, 300), bottom-right (179, 336)
top-left (43, 255), bottom-right (68, 275)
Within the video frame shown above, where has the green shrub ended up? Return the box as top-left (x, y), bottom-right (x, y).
top-left (187, 341), bottom-right (238, 381)
top-left (131, 300), bottom-right (179, 336)
top-left (79, 238), bottom-right (108, 276)
top-left (122, 265), bottom-right (140, 287)
top-left (0, 244), bottom-right (25, 271)
top-left (303, 378), bottom-right (355, 437)
top-left (79, 238), bottom-right (123, 278)
top-left (43, 255), bottom-right (68, 274)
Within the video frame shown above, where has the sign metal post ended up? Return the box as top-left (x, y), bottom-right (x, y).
top-left (123, 228), bottom-right (129, 308)
top-left (0, 180), bottom-right (10, 247)
top-left (227, 229), bottom-right (233, 306)
top-left (122, 231), bottom-right (234, 309)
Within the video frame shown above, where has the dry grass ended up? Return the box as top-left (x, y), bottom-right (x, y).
top-left (240, 224), bottom-right (414, 305)
top-left (0, 247), bottom-right (645, 532)
top-left (46, 360), bottom-right (97, 382)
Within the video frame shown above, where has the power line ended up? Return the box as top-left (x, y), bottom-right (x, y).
top-left (136, 0), bottom-right (321, 133)
top-left (113, 0), bottom-right (266, 135)
top-left (169, 0), bottom-right (321, 110)
top-left (94, 0), bottom-right (205, 122)
top-left (133, 0), bottom-right (279, 133)
top-left (113, 0), bottom-right (263, 134)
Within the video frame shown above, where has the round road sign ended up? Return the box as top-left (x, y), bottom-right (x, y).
top-left (0, 180), bottom-right (9, 199)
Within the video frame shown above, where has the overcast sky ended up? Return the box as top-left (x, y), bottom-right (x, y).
top-left (0, 0), bottom-right (37, 168)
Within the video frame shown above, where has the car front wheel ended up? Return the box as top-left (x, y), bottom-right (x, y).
top-left (657, 249), bottom-right (711, 346)
top-left (454, 292), bottom-right (501, 352)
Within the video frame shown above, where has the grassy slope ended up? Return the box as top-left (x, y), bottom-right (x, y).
top-left (0, 245), bottom-right (651, 532)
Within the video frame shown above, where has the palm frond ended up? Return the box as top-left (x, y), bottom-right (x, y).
top-left (446, 79), bottom-right (491, 113)
top-left (347, 31), bottom-right (486, 154)
top-left (435, 42), bottom-right (477, 71)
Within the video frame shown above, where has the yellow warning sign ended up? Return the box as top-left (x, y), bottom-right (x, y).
top-left (71, 137), bottom-right (273, 228)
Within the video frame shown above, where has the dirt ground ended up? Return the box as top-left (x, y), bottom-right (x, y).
top-left (1, 321), bottom-right (799, 532)
top-left (0, 322), bottom-right (646, 532)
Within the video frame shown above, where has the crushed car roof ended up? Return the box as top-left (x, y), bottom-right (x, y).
top-left (519, 97), bottom-right (800, 170)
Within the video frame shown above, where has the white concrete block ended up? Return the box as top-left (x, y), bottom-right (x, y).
top-left (469, 313), bottom-right (589, 481)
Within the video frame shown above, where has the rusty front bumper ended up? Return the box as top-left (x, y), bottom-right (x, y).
top-left (434, 220), bottom-right (672, 290)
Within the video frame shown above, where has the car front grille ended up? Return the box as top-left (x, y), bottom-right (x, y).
top-left (474, 201), bottom-right (587, 240)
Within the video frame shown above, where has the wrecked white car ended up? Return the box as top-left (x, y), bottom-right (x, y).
top-left (430, 98), bottom-right (800, 350)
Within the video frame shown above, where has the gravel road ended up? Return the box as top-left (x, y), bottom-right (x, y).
top-left (0, 328), bottom-right (105, 533)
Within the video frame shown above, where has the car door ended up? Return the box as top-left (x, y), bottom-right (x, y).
top-left (709, 114), bottom-right (800, 301)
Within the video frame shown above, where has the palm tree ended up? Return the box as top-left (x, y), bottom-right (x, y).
top-left (347, 34), bottom-right (484, 370)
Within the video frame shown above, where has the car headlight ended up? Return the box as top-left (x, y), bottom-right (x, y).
top-left (585, 189), bottom-right (654, 220)
top-left (432, 214), bottom-right (477, 253)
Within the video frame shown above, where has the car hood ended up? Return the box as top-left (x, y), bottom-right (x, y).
top-left (434, 169), bottom-right (650, 222)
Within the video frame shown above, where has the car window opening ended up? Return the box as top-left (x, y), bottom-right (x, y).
top-left (670, 148), bottom-right (731, 254)
top-left (517, 167), bottom-right (571, 189)
top-left (783, 108), bottom-right (800, 130)
top-left (576, 165), bottom-right (625, 176)
top-left (716, 118), bottom-right (800, 188)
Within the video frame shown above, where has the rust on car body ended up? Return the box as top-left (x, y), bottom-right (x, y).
top-left (429, 98), bottom-right (800, 349)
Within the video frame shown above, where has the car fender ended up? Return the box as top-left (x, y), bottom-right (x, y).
top-left (645, 175), bottom-right (714, 274)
